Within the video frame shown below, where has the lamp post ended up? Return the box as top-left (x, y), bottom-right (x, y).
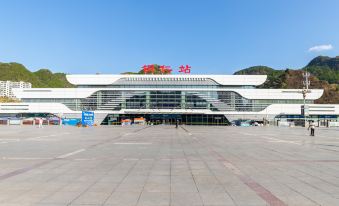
top-left (302, 71), bottom-right (310, 127)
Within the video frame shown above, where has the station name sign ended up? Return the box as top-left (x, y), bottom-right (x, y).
top-left (142, 65), bottom-right (191, 74)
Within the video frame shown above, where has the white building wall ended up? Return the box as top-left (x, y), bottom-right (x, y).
top-left (1, 102), bottom-right (338, 122)
top-left (12, 88), bottom-right (324, 100)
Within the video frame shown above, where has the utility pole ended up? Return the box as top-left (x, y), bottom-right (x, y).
top-left (302, 70), bottom-right (310, 127)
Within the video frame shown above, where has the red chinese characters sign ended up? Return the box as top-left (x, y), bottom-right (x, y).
top-left (142, 65), bottom-right (155, 74)
top-left (159, 65), bottom-right (172, 74)
top-left (142, 64), bottom-right (191, 74)
top-left (179, 65), bottom-right (191, 74)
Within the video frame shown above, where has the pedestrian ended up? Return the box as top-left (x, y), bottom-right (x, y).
top-left (308, 120), bottom-right (315, 136)
top-left (175, 119), bottom-right (179, 129)
top-left (38, 117), bottom-right (43, 128)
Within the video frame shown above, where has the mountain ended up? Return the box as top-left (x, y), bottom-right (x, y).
top-left (307, 56), bottom-right (339, 71)
top-left (0, 62), bottom-right (74, 88)
top-left (234, 66), bottom-right (286, 88)
top-left (232, 66), bottom-right (277, 75)
top-left (304, 56), bottom-right (339, 84)
top-left (234, 56), bottom-right (339, 104)
top-left (33, 69), bottom-right (73, 88)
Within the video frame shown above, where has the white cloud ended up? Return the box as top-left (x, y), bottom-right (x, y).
top-left (308, 44), bottom-right (333, 52)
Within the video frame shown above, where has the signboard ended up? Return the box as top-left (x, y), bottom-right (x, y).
top-left (318, 115), bottom-right (337, 119)
top-left (141, 64), bottom-right (191, 74)
top-left (278, 115), bottom-right (304, 119)
top-left (179, 65), bottom-right (191, 74)
top-left (159, 65), bottom-right (172, 74)
top-left (63, 118), bottom-right (81, 126)
top-left (82, 111), bottom-right (95, 126)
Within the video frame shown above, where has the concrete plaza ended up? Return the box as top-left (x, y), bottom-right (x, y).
top-left (0, 125), bottom-right (339, 206)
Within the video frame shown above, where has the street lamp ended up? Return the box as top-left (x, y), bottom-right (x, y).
top-left (302, 71), bottom-right (310, 127)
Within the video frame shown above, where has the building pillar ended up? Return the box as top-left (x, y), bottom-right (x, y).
top-left (230, 92), bottom-right (235, 111)
top-left (146, 91), bottom-right (150, 109)
top-left (75, 99), bottom-right (80, 111)
top-left (121, 92), bottom-right (126, 109)
top-left (181, 92), bottom-right (186, 109)
top-left (97, 91), bottom-right (102, 108)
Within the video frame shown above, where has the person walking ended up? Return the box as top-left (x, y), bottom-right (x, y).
top-left (175, 119), bottom-right (179, 129)
top-left (38, 117), bottom-right (43, 128)
top-left (308, 121), bottom-right (315, 136)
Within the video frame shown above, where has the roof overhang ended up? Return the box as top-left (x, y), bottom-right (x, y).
top-left (13, 88), bottom-right (324, 100)
top-left (66, 74), bottom-right (267, 86)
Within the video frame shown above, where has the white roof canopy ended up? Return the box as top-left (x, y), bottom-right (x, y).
top-left (66, 74), bottom-right (267, 86)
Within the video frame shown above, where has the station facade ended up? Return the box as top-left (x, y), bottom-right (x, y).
top-left (0, 74), bottom-right (338, 126)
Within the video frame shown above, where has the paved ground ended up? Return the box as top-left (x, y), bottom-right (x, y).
top-left (0, 125), bottom-right (339, 206)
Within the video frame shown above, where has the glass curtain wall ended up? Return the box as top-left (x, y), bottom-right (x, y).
top-left (22, 90), bottom-right (312, 112)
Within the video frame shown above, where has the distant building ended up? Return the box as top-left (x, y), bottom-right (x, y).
top-left (0, 81), bottom-right (32, 98)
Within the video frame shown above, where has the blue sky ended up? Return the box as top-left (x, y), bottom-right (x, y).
top-left (0, 0), bottom-right (338, 74)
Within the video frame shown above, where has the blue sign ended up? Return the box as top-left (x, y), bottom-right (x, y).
top-left (63, 118), bottom-right (81, 126)
top-left (82, 111), bottom-right (95, 126)
top-left (319, 115), bottom-right (337, 118)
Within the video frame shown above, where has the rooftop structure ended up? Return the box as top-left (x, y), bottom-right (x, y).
top-left (66, 74), bottom-right (267, 87)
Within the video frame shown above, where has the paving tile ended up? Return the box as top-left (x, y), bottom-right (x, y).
top-left (104, 191), bottom-right (141, 206)
top-left (171, 192), bottom-right (203, 206)
top-left (71, 191), bottom-right (111, 205)
top-left (1, 126), bottom-right (339, 206)
top-left (137, 191), bottom-right (170, 206)
top-left (200, 192), bottom-right (235, 205)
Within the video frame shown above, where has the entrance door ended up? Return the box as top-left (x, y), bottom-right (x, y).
top-left (165, 118), bottom-right (173, 125)
top-left (319, 119), bottom-right (327, 127)
top-left (214, 116), bottom-right (222, 125)
top-left (149, 114), bottom-right (181, 125)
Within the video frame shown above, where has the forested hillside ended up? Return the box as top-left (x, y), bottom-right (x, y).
top-left (234, 56), bottom-right (339, 104)
top-left (0, 62), bottom-right (74, 88)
